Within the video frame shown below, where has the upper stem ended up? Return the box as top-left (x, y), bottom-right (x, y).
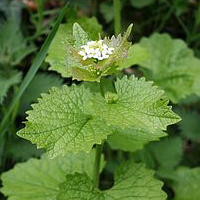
top-left (114, 0), bottom-right (121, 36)
top-left (93, 144), bottom-right (103, 189)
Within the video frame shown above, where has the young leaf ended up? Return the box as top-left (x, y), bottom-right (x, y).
top-left (138, 33), bottom-right (200, 103)
top-left (171, 167), bottom-right (200, 200)
top-left (17, 85), bottom-right (111, 158)
top-left (73, 23), bottom-right (89, 48)
top-left (90, 75), bottom-right (180, 132)
top-left (57, 161), bottom-right (167, 200)
top-left (0, 70), bottom-right (22, 104)
top-left (1, 150), bottom-right (105, 200)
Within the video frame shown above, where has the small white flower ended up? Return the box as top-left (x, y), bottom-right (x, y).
top-left (78, 40), bottom-right (114, 61)
top-left (78, 51), bottom-right (86, 56)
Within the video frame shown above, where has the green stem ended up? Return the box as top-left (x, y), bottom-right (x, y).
top-left (114, 0), bottom-right (121, 35)
top-left (93, 144), bottom-right (103, 189)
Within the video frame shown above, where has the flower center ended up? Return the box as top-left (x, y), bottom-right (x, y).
top-left (78, 40), bottom-right (114, 61)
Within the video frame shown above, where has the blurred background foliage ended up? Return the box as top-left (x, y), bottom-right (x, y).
top-left (0, 0), bottom-right (200, 199)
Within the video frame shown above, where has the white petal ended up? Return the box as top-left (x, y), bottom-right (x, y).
top-left (83, 56), bottom-right (88, 60)
top-left (102, 49), bottom-right (108, 55)
top-left (93, 54), bottom-right (99, 59)
top-left (103, 44), bottom-right (108, 48)
top-left (103, 54), bottom-right (109, 59)
top-left (98, 57), bottom-right (104, 60)
top-left (90, 48), bottom-right (95, 53)
top-left (85, 46), bottom-right (90, 54)
top-left (78, 51), bottom-right (86, 56)
top-left (87, 41), bottom-right (95, 45)
top-left (107, 50), bottom-right (113, 55)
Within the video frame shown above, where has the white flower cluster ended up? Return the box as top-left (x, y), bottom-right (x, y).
top-left (78, 40), bottom-right (114, 61)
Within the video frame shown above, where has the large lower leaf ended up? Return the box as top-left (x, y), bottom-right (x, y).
top-left (17, 85), bottom-right (111, 157)
top-left (57, 161), bottom-right (167, 200)
top-left (138, 33), bottom-right (200, 103)
top-left (1, 150), bottom-right (105, 200)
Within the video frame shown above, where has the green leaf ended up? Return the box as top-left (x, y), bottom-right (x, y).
top-left (118, 44), bottom-right (149, 69)
top-left (19, 73), bottom-right (63, 114)
top-left (17, 85), bottom-right (111, 158)
top-left (45, 24), bottom-right (73, 78)
top-left (0, 70), bottom-right (22, 103)
top-left (73, 23), bottom-right (89, 48)
top-left (130, 0), bottom-right (155, 8)
top-left (1, 150), bottom-right (105, 200)
top-left (149, 137), bottom-right (183, 168)
top-left (138, 33), bottom-right (200, 103)
top-left (91, 76), bottom-right (180, 133)
top-left (176, 108), bottom-right (200, 141)
top-left (57, 161), bottom-right (167, 200)
top-left (108, 127), bottom-right (167, 152)
top-left (75, 17), bottom-right (103, 40)
top-left (133, 136), bottom-right (183, 179)
top-left (171, 167), bottom-right (200, 200)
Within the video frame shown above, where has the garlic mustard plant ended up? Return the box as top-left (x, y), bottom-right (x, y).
top-left (1, 20), bottom-right (181, 200)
